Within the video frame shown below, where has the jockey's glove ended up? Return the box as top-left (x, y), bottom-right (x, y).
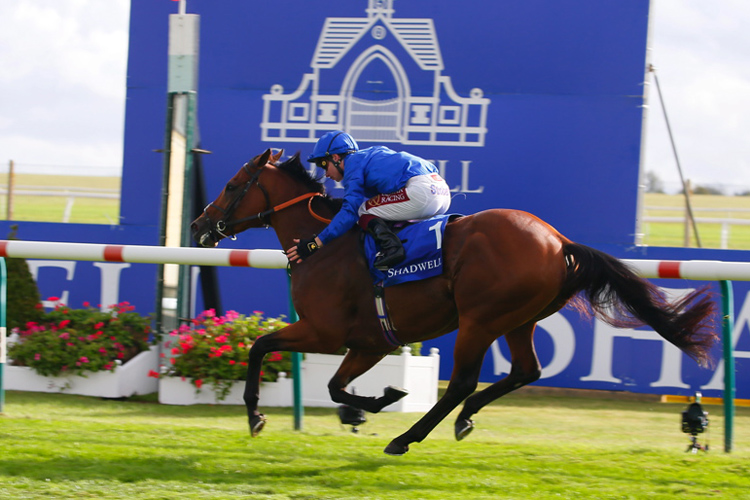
top-left (296, 235), bottom-right (320, 260)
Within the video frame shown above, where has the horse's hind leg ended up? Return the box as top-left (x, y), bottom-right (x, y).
top-left (454, 322), bottom-right (541, 441)
top-left (328, 349), bottom-right (408, 413)
top-left (383, 324), bottom-right (494, 456)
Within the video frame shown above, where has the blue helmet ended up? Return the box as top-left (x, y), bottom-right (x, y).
top-left (307, 130), bottom-right (359, 163)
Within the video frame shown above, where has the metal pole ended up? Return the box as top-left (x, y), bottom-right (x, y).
top-left (720, 280), bottom-right (735, 453)
top-left (649, 65), bottom-right (702, 248)
top-left (288, 275), bottom-right (303, 431)
top-left (176, 91), bottom-right (198, 322)
top-left (155, 94), bottom-right (176, 336)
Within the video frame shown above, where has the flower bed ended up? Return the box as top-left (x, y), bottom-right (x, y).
top-left (157, 309), bottom-right (291, 402)
top-left (6, 300), bottom-right (157, 398)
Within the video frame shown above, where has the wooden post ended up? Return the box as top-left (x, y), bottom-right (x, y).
top-left (683, 179), bottom-right (692, 247)
top-left (6, 160), bottom-right (14, 220)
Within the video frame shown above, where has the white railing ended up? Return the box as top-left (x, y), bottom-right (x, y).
top-left (643, 206), bottom-right (750, 249)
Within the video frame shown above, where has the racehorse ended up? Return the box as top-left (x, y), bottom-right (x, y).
top-left (191, 149), bottom-right (717, 456)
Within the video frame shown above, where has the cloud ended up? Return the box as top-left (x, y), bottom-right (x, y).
top-left (644, 0), bottom-right (750, 193)
top-left (0, 0), bottom-right (129, 176)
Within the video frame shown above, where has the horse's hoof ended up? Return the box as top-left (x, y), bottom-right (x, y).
top-left (384, 385), bottom-right (408, 403)
top-left (384, 440), bottom-right (409, 456)
top-left (455, 418), bottom-right (474, 441)
top-left (249, 414), bottom-right (266, 437)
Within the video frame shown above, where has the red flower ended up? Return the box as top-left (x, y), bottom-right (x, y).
top-left (59, 319), bottom-right (71, 329)
top-left (195, 379), bottom-right (203, 388)
top-left (147, 370), bottom-right (160, 378)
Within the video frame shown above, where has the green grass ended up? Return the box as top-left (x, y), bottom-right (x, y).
top-left (643, 193), bottom-right (750, 249)
top-left (1, 390), bottom-right (749, 499)
top-left (0, 174), bottom-right (120, 225)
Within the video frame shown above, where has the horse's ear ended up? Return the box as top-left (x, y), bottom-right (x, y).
top-left (271, 149), bottom-right (284, 164)
top-left (257, 149), bottom-right (272, 166)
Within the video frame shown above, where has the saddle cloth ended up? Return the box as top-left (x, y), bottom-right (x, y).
top-left (364, 214), bottom-right (457, 287)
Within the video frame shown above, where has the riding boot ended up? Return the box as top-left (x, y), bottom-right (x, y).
top-left (367, 218), bottom-right (406, 270)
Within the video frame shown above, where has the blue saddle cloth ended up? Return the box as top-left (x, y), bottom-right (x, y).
top-left (364, 214), bottom-right (457, 287)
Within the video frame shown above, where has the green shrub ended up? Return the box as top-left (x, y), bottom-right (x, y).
top-left (9, 301), bottom-right (153, 377)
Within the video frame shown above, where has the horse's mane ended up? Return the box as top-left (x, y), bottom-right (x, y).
top-left (275, 152), bottom-right (343, 213)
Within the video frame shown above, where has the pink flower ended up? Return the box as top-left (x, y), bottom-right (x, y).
top-left (59, 332), bottom-right (70, 340)
top-left (99, 348), bottom-right (108, 354)
top-left (34, 353), bottom-right (41, 361)
top-left (79, 356), bottom-right (89, 363)
top-left (103, 363), bottom-right (114, 371)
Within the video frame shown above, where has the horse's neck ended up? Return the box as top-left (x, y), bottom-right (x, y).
top-left (272, 203), bottom-right (330, 250)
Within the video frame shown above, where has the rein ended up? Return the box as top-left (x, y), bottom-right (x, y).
top-left (205, 164), bottom-right (331, 240)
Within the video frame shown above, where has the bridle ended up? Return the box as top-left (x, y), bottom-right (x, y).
top-left (202, 162), bottom-right (330, 241)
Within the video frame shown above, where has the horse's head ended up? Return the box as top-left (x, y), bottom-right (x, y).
top-left (191, 148), bottom-right (283, 247)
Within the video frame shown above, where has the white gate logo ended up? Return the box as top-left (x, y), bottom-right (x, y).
top-left (261, 0), bottom-right (490, 146)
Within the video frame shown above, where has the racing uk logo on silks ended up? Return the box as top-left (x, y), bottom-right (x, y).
top-left (365, 189), bottom-right (410, 209)
top-left (261, 0), bottom-right (490, 147)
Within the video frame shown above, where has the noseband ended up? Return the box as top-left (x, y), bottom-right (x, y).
top-left (203, 163), bottom-right (328, 241)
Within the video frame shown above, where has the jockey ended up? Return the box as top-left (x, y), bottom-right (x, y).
top-left (286, 130), bottom-right (451, 270)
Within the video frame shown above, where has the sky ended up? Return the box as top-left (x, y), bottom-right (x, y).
top-left (1, 0), bottom-right (749, 194)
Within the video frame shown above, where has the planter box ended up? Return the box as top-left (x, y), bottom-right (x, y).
top-left (301, 346), bottom-right (440, 412)
top-left (158, 373), bottom-right (294, 406)
top-left (157, 346), bottom-right (440, 412)
top-left (4, 346), bottom-right (159, 398)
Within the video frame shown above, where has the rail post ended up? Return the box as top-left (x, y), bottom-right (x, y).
top-left (720, 280), bottom-right (735, 452)
top-left (288, 275), bottom-right (303, 431)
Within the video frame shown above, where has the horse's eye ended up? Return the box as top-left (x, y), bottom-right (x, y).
top-left (225, 184), bottom-right (236, 192)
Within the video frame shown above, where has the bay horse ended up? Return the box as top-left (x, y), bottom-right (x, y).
top-left (191, 149), bottom-right (717, 456)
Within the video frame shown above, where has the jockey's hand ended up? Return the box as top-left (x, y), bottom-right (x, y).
top-left (286, 236), bottom-right (322, 264)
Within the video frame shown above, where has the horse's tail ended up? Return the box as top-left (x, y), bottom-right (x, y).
top-left (562, 242), bottom-right (718, 368)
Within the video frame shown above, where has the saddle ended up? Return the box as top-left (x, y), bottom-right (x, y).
top-left (362, 214), bottom-right (461, 347)
top-left (362, 214), bottom-right (460, 287)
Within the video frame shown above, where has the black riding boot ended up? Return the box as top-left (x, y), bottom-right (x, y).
top-left (367, 218), bottom-right (406, 270)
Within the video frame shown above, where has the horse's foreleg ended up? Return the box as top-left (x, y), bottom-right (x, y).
top-left (454, 323), bottom-right (541, 441)
top-left (243, 321), bottom-right (320, 437)
top-left (384, 327), bottom-right (492, 456)
top-left (327, 349), bottom-right (407, 413)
